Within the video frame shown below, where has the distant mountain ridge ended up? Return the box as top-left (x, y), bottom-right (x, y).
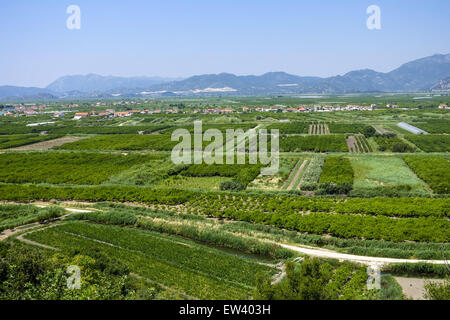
top-left (1, 53), bottom-right (450, 100)
top-left (46, 74), bottom-right (181, 93)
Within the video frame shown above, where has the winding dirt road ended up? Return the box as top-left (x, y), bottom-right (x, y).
top-left (280, 243), bottom-right (449, 266)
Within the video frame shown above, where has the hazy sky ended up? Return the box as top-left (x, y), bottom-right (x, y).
top-left (1, 0), bottom-right (450, 87)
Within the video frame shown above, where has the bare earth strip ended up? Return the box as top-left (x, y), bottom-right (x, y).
top-left (287, 160), bottom-right (308, 191)
top-left (296, 160), bottom-right (310, 190)
top-left (11, 136), bottom-right (84, 151)
top-left (324, 124), bottom-right (330, 134)
top-left (308, 125), bottom-right (313, 135)
top-left (281, 160), bottom-right (301, 190)
top-left (346, 136), bottom-right (358, 153)
top-left (395, 277), bottom-right (446, 300)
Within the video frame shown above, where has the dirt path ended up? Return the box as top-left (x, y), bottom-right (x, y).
top-left (0, 206), bottom-right (92, 242)
top-left (281, 160), bottom-right (301, 190)
top-left (296, 161), bottom-right (310, 190)
top-left (286, 160), bottom-right (308, 191)
top-left (280, 243), bottom-right (449, 266)
top-left (16, 224), bottom-right (61, 250)
top-left (394, 277), bottom-right (447, 300)
top-left (11, 136), bottom-right (84, 151)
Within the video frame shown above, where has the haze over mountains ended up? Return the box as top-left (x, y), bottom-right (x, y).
top-left (1, 54), bottom-right (450, 100)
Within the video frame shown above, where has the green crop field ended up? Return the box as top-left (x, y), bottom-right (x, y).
top-left (0, 134), bottom-right (61, 149)
top-left (24, 221), bottom-right (275, 299)
top-left (0, 152), bottom-right (166, 185)
top-left (404, 134), bottom-right (450, 152)
top-left (350, 156), bottom-right (430, 196)
top-left (403, 156), bottom-right (450, 194)
top-left (280, 135), bottom-right (348, 152)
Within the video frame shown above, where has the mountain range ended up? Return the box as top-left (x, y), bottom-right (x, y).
top-left (1, 53), bottom-right (450, 100)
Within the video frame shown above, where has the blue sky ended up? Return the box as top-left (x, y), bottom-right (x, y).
top-left (1, 0), bottom-right (449, 87)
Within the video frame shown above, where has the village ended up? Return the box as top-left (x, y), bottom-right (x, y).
top-left (0, 100), bottom-right (448, 119)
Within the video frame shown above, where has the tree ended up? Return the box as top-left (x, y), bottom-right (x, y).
top-left (363, 126), bottom-right (376, 138)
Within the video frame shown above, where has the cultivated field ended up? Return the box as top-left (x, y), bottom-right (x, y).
top-left (0, 97), bottom-right (449, 300)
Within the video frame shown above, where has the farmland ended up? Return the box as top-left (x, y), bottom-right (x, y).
top-left (54, 134), bottom-right (180, 151)
top-left (0, 96), bottom-right (449, 301)
top-left (0, 152), bottom-right (166, 184)
top-left (403, 156), bottom-right (450, 194)
top-left (280, 135), bottom-right (348, 152)
top-left (0, 134), bottom-right (62, 149)
top-left (404, 135), bottom-right (450, 152)
top-left (350, 156), bottom-right (430, 196)
top-left (23, 221), bottom-right (275, 299)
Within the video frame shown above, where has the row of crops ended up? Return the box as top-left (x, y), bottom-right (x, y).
top-left (0, 152), bottom-right (167, 185)
top-left (85, 202), bottom-right (450, 260)
top-left (404, 135), bottom-right (450, 152)
top-left (403, 156), bottom-right (450, 194)
top-left (0, 184), bottom-right (447, 218)
top-left (0, 184), bottom-right (448, 242)
top-left (410, 120), bottom-right (450, 134)
top-left (266, 122), bottom-right (369, 135)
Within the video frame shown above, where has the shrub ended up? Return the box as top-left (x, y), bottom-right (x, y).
top-left (220, 180), bottom-right (245, 191)
top-left (317, 182), bottom-right (353, 195)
